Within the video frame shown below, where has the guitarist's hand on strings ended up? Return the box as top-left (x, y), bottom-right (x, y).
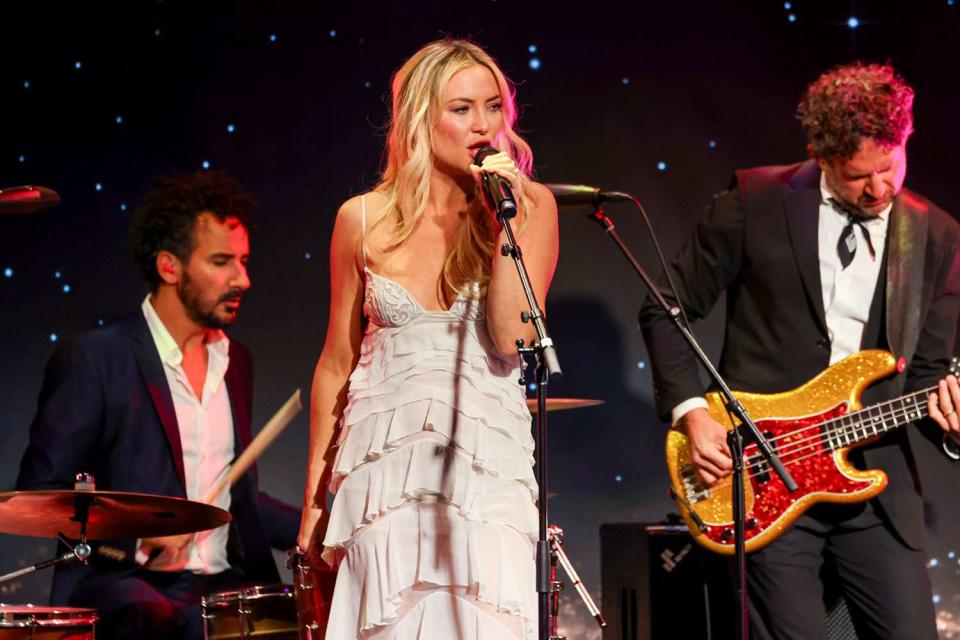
top-left (928, 374), bottom-right (960, 446)
top-left (679, 407), bottom-right (733, 486)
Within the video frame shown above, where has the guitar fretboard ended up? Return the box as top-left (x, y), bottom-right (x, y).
top-left (821, 386), bottom-right (934, 450)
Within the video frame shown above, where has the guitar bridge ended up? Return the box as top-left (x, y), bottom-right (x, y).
top-left (681, 466), bottom-right (710, 503)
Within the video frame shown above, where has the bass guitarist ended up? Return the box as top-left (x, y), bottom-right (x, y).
top-left (639, 62), bottom-right (960, 640)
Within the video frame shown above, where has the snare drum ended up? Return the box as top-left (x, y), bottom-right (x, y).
top-left (201, 585), bottom-right (298, 640)
top-left (0, 605), bottom-right (97, 639)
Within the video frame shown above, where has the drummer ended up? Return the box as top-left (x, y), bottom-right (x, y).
top-left (16, 171), bottom-right (299, 640)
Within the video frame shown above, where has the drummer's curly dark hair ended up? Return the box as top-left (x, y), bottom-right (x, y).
top-left (130, 170), bottom-right (258, 291)
top-left (796, 62), bottom-right (914, 160)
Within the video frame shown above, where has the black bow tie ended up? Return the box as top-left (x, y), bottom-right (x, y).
top-left (829, 199), bottom-right (876, 269)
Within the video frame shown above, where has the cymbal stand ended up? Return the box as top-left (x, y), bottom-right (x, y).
top-left (547, 525), bottom-right (605, 640)
top-left (0, 473), bottom-right (95, 585)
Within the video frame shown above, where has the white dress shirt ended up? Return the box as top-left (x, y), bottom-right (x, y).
top-left (137, 296), bottom-right (234, 574)
top-left (670, 174), bottom-right (891, 424)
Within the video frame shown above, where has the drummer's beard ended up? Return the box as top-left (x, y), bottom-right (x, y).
top-left (178, 271), bottom-right (243, 330)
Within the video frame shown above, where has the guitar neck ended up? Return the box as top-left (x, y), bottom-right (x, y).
top-left (823, 386), bottom-right (935, 450)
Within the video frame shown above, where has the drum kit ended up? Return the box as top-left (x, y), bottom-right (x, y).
top-left (0, 395), bottom-right (602, 639)
top-left (0, 476), bottom-right (333, 639)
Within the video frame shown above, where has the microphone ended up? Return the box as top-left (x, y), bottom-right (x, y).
top-left (0, 185), bottom-right (61, 215)
top-left (544, 184), bottom-right (632, 209)
top-left (473, 146), bottom-right (517, 219)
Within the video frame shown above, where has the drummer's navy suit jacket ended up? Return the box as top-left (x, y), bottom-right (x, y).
top-left (16, 312), bottom-right (297, 603)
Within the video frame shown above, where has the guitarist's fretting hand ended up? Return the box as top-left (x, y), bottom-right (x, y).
top-left (680, 407), bottom-right (733, 485)
top-left (928, 374), bottom-right (960, 446)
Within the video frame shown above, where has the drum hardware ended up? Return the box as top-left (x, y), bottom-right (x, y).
top-left (202, 584), bottom-right (299, 640)
top-left (547, 525), bottom-right (605, 640)
top-left (287, 548), bottom-right (335, 640)
top-left (0, 473), bottom-right (230, 586)
top-left (0, 604), bottom-right (97, 639)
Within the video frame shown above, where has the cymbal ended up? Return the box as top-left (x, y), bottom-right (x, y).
top-left (525, 398), bottom-right (604, 413)
top-left (0, 490), bottom-right (231, 540)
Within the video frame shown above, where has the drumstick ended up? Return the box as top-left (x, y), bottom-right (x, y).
top-left (203, 388), bottom-right (302, 505)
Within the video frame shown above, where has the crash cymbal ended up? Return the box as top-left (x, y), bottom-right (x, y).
top-left (0, 185), bottom-right (60, 214)
top-left (525, 398), bottom-right (604, 413)
top-left (0, 490), bottom-right (231, 540)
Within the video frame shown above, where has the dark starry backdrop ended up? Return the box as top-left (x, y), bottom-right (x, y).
top-left (2, 1), bottom-right (960, 637)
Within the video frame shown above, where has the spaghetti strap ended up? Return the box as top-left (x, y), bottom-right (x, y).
top-left (360, 194), bottom-right (368, 268)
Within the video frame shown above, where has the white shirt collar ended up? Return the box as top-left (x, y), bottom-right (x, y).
top-left (819, 172), bottom-right (892, 225)
top-left (141, 295), bottom-right (230, 369)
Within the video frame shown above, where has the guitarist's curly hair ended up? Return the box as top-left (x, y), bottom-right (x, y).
top-left (797, 62), bottom-right (914, 161)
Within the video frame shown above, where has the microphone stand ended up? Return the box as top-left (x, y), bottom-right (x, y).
top-left (583, 200), bottom-right (797, 640)
top-left (495, 206), bottom-right (562, 640)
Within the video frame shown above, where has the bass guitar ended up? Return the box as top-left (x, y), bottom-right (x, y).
top-left (666, 349), bottom-right (958, 555)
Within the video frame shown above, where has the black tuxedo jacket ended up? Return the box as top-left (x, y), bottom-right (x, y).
top-left (17, 311), bottom-right (295, 602)
top-left (640, 160), bottom-right (960, 549)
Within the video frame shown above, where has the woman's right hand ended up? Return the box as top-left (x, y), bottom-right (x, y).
top-left (298, 505), bottom-right (331, 568)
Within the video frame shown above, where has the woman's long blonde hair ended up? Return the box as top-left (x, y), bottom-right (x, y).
top-left (372, 39), bottom-right (534, 302)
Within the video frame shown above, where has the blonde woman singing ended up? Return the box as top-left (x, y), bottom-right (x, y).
top-left (298, 39), bottom-right (559, 639)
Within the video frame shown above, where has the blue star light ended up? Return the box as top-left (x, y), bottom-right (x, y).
top-left (62, 284), bottom-right (71, 293)
top-left (227, 123), bottom-right (236, 133)
top-left (98, 319), bottom-right (105, 326)
top-left (18, 154), bottom-right (25, 163)
top-left (54, 271), bottom-right (62, 279)
top-left (622, 77), bottom-right (630, 85)
top-left (74, 61), bottom-right (83, 70)
top-left (202, 160), bottom-right (211, 169)
top-left (529, 58), bottom-right (541, 70)
top-left (657, 161), bottom-right (667, 171)
top-left (269, 33), bottom-right (278, 42)
top-left (49, 333), bottom-right (58, 343)
top-left (784, 1), bottom-right (792, 8)
top-left (527, 382), bottom-right (537, 392)
top-left (930, 558), bottom-right (940, 567)
top-left (95, 182), bottom-right (103, 191)
top-left (153, 28), bottom-right (161, 37)
top-left (363, 81), bottom-right (371, 88)
top-left (933, 595), bottom-right (942, 604)
top-left (23, 80), bottom-right (30, 89)
top-left (636, 360), bottom-right (646, 369)
top-left (847, 16), bottom-right (860, 29)
top-left (304, 252), bottom-right (312, 260)
top-left (528, 44), bottom-right (537, 53)
top-left (615, 474), bottom-right (623, 482)
top-left (3, 267), bottom-right (12, 278)
top-left (788, 13), bottom-right (797, 22)
top-left (120, 203), bottom-right (128, 212)
top-left (709, 139), bottom-right (718, 148)
top-left (115, 115), bottom-right (123, 124)
top-left (329, 29), bottom-right (337, 37)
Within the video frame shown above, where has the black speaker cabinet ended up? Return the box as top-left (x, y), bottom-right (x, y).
top-left (600, 523), bottom-right (733, 640)
top-left (600, 522), bottom-right (859, 640)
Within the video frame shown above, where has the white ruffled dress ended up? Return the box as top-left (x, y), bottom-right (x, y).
top-left (321, 198), bottom-right (538, 639)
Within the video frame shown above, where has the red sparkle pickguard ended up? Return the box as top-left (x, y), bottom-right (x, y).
top-left (699, 404), bottom-right (876, 547)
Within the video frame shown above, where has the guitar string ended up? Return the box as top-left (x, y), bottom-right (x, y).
top-left (735, 395), bottom-right (930, 470)
top-left (743, 391), bottom-right (931, 464)
top-left (685, 389), bottom-right (936, 489)
top-left (742, 407), bottom-right (929, 476)
top-left (739, 392), bottom-right (933, 475)
top-left (691, 397), bottom-right (933, 497)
